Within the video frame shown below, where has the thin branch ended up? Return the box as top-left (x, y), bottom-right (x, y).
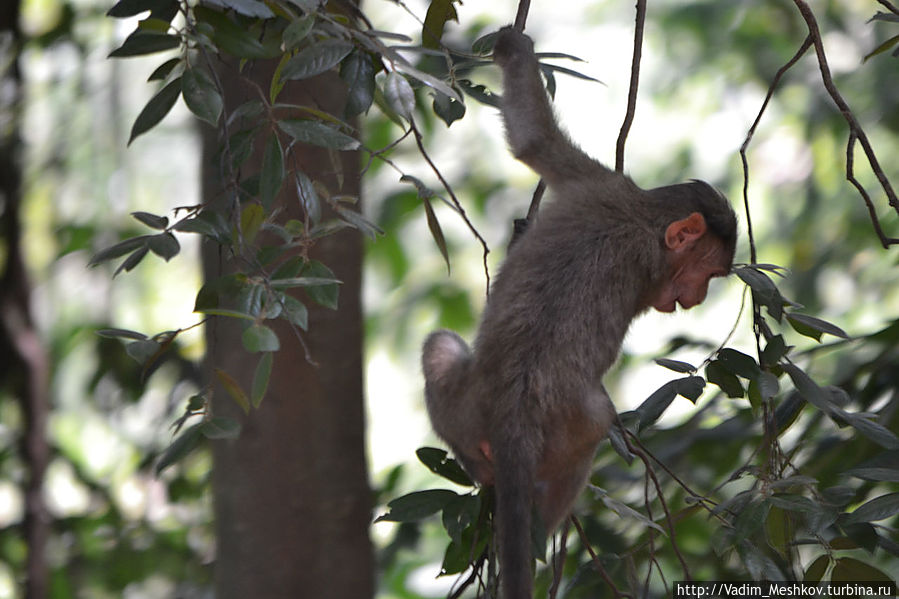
top-left (548, 524), bottom-right (569, 599)
top-left (615, 0), bottom-right (647, 173)
top-left (571, 515), bottom-right (630, 599)
top-left (410, 120), bottom-right (491, 292)
top-left (847, 128), bottom-right (899, 247)
top-left (876, 0), bottom-right (899, 15)
top-left (792, 0), bottom-right (899, 244)
top-left (514, 0), bottom-right (531, 31)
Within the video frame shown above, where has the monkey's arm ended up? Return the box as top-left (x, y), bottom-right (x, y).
top-left (494, 27), bottom-right (610, 185)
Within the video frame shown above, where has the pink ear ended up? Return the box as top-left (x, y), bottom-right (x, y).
top-left (664, 212), bottom-right (707, 250)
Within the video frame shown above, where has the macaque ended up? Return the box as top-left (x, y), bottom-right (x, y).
top-left (422, 27), bottom-right (737, 599)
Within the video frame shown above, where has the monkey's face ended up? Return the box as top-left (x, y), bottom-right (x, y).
top-left (651, 214), bottom-right (731, 313)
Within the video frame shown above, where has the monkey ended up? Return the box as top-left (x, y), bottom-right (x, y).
top-left (422, 27), bottom-right (737, 599)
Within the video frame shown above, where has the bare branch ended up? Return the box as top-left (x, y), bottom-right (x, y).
top-left (571, 515), bottom-right (630, 599)
top-left (410, 120), bottom-right (491, 293)
top-left (792, 0), bottom-right (899, 245)
top-left (615, 0), bottom-right (647, 173)
top-left (847, 132), bottom-right (899, 247)
top-left (876, 0), bottom-right (899, 15)
top-left (514, 0), bottom-right (531, 31)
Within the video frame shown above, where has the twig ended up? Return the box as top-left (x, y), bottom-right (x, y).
top-left (876, 0), bottom-right (899, 15)
top-left (792, 0), bottom-right (899, 245)
top-left (615, 0), bottom-right (647, 173)
top-left (571, 515), bottom-right (629, 599)
top-left (410, 120), bottom-right (491, 292)
top-left (549, 523), bottom-right (570, 599)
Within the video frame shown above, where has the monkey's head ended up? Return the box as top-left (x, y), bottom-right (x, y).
top-left (646, 181), bottom-right (737, 313)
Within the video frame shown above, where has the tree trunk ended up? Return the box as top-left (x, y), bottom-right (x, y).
top-left (201, 59), bottom-right (374, 598)
top-left (0, 3), bottom-right (51, 598)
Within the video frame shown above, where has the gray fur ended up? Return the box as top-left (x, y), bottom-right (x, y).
top-left (422, 27), bottom-right (737, 599)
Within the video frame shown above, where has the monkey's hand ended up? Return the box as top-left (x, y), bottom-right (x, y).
top-left (493, 26), bottom-right (535, 68)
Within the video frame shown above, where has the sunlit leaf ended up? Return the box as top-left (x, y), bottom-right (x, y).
top-left (422, 0), bottom-right (458, 48)
top-left (240, 204), bottom-right (265, 244)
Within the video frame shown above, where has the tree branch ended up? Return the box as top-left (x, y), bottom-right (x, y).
top-left (792, 0), bottom-right (899, 246)
top-left (615, 0), bottom-right (647, 173)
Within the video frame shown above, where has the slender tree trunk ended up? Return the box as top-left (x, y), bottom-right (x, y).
top-left (201, 58), bottom-right (374, 598)
top-left (0, 3), bottom-right (51, 598)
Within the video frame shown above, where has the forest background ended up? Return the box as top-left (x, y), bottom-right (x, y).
top-left (0, 0), bottom-right (897, 597)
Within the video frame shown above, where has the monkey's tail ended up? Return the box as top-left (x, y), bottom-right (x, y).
top-left (494, 435), bottom-right (537, 599)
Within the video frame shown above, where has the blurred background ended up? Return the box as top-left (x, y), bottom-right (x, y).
top-left (1, 0), bottom-right (897, 597)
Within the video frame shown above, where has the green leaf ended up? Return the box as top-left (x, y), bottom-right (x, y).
top-left (240, 204), bottom-right (265, 244)
top-left (278, 119), bottom-right (360, 151)
top-left (750, 371), bottom-right (780, 401)
top-left (422, 0), bottom-right (458, 48)
top-left (270, 276), bottom-right (342, 289)
top-left (126, 338), bottom-right (162, 364)
top-left (845, 466), bottom-right (899, 482)
top-left (182, 67), bottom-right (223, 126)
top-left (295, 172), bottom-right (321, 227)
top-left (674, 375), bottom-right (705, 402)
top-left (432, 90), bottom-right (465, 126)
top-left (280, 294), bottom-right (309, 330)
top-left (108, 0), bottom-right (178, 18)
top-left (283, 14), bottom-right (315, 51)
top-left (841, 412), bottom-right (899, 450)
top-left (155, 423), bottom-right (203, 475)
top-left (787, 313), bottom-right (850, 342)
top-left (802, 555), bottom-right (829, 583)
top-left (384, 72), bottom-right (416, 120)
top-left (783, 364), bottom-right (836, 416)
top-left (109, 32), bottom-right (180, 58)
top-left (375, 489), bottom-right (459, 522)
top-left (636, 381), bottom-right (678, 429)
top-left (281, 40), bottom-right (354, 81)
top-left (762, 335), bottom-right (789, 367)
top-left (341, 50), bottom-right (376, 117)
top-left (128, 77), bottom-right (182, 144)
top-left (251, 352), bottom-right (273, 408)
top-left (132, 211), bottom-right (168, 230)
top-left (717, 348), bottom-right (761, 379)
top-left (301, 261), bottom-right (339, 309)
top-left (655, 358), bottom-right (696, 373)
top-left (441, 493), bottom-right (480, 544)
top-left (423, 198), bottom-right (450, 273)
top-left (736, 266), bottom-right (784, 321)
top-left (831, 557), bottom-right (894, 582)
top-left (845, 492), bottom-right (899, 524)
top-left (706, 360), bottom-right (745, 398)
top-left (148, 232), bottom-right (180, 261)
top-left (863, 33), bottom-right (899, 62)
top-left (114, 245), bottom-right (150, 276)
top-left (416, 447), bottom-right (473, 486)
top-left (242, 324), bottom-right (280, 353)
top-left (215, 368), bottom-right (250, 413)
top-left (89, 235), bottom-right (153, 266)
top-left (97, 328), bottom-right (148, 341)
top-left (260, 135), bottom-right (285, 209)
top-left (200, 417), bottom-right (242, 439)
top-left (204, 0), bottom-right (274, 18)
top-left (148, 57), bottom-right (181, 81)
top-left (194, 6), bottom-right (272, 59)
top-left (334, 204), bottom-right (383, 240)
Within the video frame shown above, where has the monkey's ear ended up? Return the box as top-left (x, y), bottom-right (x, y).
top-left (664, 212), bottom-right (707, 252)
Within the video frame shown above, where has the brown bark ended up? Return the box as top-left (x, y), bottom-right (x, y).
top-left (202, 58), bottom-right (374, 599)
